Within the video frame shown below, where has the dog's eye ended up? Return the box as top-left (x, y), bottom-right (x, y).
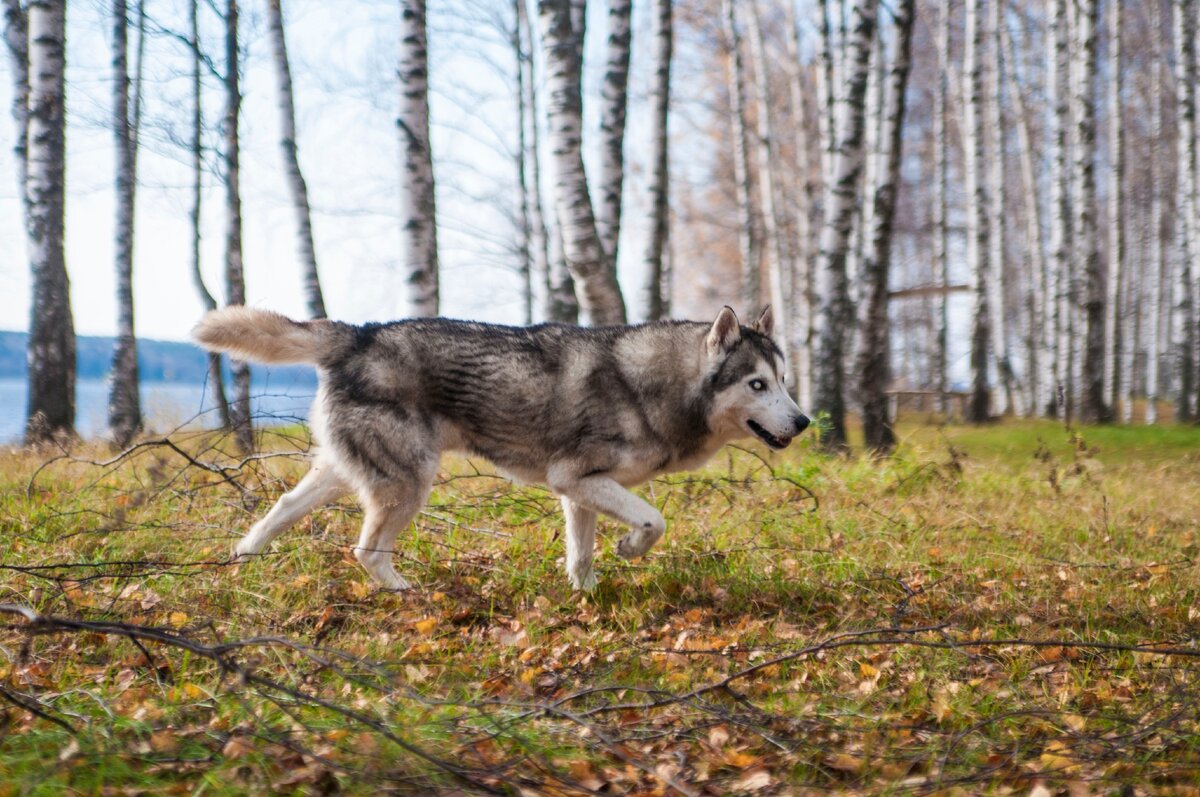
top-left (749, 379), bottom-right (766, 392)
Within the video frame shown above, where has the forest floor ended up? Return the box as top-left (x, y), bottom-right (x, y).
top-left (1, 418), bottom-right (1200, 795)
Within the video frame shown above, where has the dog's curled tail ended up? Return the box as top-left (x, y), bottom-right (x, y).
top-left (192, 307), bottom-right (344, 365)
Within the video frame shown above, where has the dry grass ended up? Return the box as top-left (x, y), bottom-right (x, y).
top-left (1, 418), bottom-right (1199, 795)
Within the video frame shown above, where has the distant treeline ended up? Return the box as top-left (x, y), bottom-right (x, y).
top-left (0, 331), bottom-right (317, 387)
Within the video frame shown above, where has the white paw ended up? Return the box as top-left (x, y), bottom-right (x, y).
top-left (616, 533), bottom-right (644, 559)
top-left (231, 539), bottom-right (262, 563)
top-left (568, 566), bottom-right (597, 592)
top-left (374, 571), bottom-right (413, 592)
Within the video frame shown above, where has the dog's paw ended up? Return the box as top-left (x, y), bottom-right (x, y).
top-left (374, 571), bottom-right (413, 592)
top-left (231, 542), bottom-right (259, 563)
top-left (568, 567), bottom-right (598, 592)
top-left (616, 533), bottom-right (644, 560)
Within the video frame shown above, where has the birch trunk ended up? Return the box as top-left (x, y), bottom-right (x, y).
top-left (224, 0), bottom-right (252, 451)
top-left (267, 0), bottom-right (326, 319)
top-left (1146, 0), bottom-right (1164, 424)
top-left (785, 0), bottom-right (813, 409)
top-left (2, 0), bottom-right (28, 218)
top-left (1001, 17), bottom-right (1049, 418)
top-left (746, 0), bottom-right (790, 369)
top-left (964, 0), bottom-right (991, 423)
top-left (1103, 0), bottom-right (1123, 420)
top-left (399, 0), bottom-right (438, 317)
top-left (858, 0), bottom-right (915, 453)
top-left (513, 0), bottom-right (533, 323)
top-left (189, 0), bottom-right (231, 429)
top-left (987, 0), bottom-right (1014, 415)
top-left (23, 0), bottom-right (74, 445)
top-left (641, 0), bottom-right (671, 321)
top-left (596, 0), bottom-right (630, 265)
top-left (1049, 0), bottom-right (1074, 420)
top-left (108, 0), bottom-right (142, 447)
top-left (933, 0), bottom-right (950, 415)
top-left (1071, 0), bottom-right (1105, 423)
top-left (721, 0), bottom-right (758, 313)
top-left (814, 0), bottom-right (878, 451)
top-left (816, 0), bottom-right (837, 197)
top-left (1172, 0), bottom-right (1197, 421)
top-left (538, 0), bottom-right (626, 324)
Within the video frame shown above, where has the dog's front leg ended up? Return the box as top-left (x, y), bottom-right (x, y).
top-left (548, 469), bottom-right (665, 561)
top-left (562, 497), bottom-right (598, 591)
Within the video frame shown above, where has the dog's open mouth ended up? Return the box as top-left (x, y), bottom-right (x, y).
top-left (747, 420), bottom-right (792, 450)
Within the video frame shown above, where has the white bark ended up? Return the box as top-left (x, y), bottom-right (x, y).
top-left (721, 0), bottom-right (758, 313)
top-left (3, 0), bottom-right (28, 217)
top-left (538, 0), bottom-right (626, 324)
top-left (785, 0), bottom-right (813, 409)
top-left (515, 0), bottom-right (533, 324)
top-left (1049, 0), bottom-right (1073, 420)
top-left (224, 0), bottom-right (252, 451)
top-left (267, 0), bottom-right (326, 319)
top-left (641, 0), bottom-right (671, 320)
top-left (399, 0), bottom-right (438, 317)
top-left (964, 0), bottom-right (991, 422)
top-left (1000, 17), bottom-right (1048, 418)
top-left (23, 0), bottom-right (75, 444)
top-left (188, 0), bottom-right (230, 429)
top-left (813, 0), bottom-right (878, 451)
top-left (933, 0), bottom-right (950, 413)
top-left (109, 0), bottom-right (143, 447)
top-left (1146, 0), bottom-right (1164, 424)
top-left (746, 0), bottom-right (790, 368)
top-left (987, 0), bottom-right (1014, 414)
top-left (596, 0), bottom-right (631, 264)
top-left (858, 0), bottom-right (915, 453)
top-left (1172, 0), bottom-right (1197, 420)
top-left (1071, 0), bottom-right (1105, 423)
top-left (1104, 0), bottom-right (1123, 419)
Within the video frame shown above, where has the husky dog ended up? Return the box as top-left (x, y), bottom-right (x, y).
top-left (193, 305), bottom-right (809, 591)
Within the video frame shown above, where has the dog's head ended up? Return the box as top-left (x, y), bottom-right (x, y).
top-left (703, 306), bottom-right (810, 450)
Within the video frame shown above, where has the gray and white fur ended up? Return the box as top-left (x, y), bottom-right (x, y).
top-left (193, 305), bottom-right (810, 591)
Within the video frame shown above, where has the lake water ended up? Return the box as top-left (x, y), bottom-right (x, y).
top-left (0, 377), bottom-right (315, 444)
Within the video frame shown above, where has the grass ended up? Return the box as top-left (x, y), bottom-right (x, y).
top-left (1, 418), bottom-right (1199, 795)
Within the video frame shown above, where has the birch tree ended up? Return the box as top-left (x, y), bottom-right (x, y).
top-left (1000, 17), bottom-right (1048, 417)
top-left (514, 0), bottom-right (534, 324)
top-left (963, 0), bottom-right (991, 423)
top-left (1071, 0), bottom-right (1106, 423)
top-left (721, 0), bottom-right (758, 313)
top-left (22, 0), bottom-right (75, 444)
top-left (987, 0), bottom-right (1014, 414)
top-left (746, 0), bottom-right (790, 370)
top-left (858, 0), bottom-right (916, 453)
top-left (785, 0), bottom-right (813, 408)
top-left (1146, 0), bottom-right (1164, 424)
top-left (1172, 0), bottom-right (1197, 421)
top-left (108, 0), bottom-right (145, 447)
top-left (933, 0), bottom-right (950, 414)
top-left (224, 0), bottom-right (252, 451)
top-left (1049, 0), bottom-right (1073, 419)
top-left (538, 0), bottom-right (626, 324)
top-left (813, 0), bottom-right (878, 451)
top-left (596, 0), bottom-right (630, 265)
top-left (267, 0), bottom-right (326, 319)
top-left (399, 0), bottom-right (438, 317)
top-left (188, 0), bottom-right (230, 430)
top-left (3, 0), bottom-right (28, 219)
top-left (1104, 0), bottom-right (1123, 419)
top-left (641, 0), bottom-right (671, 320)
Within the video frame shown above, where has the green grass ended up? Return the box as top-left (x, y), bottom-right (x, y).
top-left (2, 420), bottom-right (1200, 795)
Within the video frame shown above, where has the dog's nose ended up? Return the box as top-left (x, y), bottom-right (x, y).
top-left (793, 414), bottom-right (810, 434)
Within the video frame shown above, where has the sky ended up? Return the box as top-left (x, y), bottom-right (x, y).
top-left (0, 0), bottom-right (660, 342)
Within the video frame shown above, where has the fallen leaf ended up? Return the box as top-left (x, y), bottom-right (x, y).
top-left (733, 769), bottom-right (772, 792)
top-left (414, 617), bottom-right (438, 635)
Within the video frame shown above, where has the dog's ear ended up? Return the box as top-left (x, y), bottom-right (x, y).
top-left (706, 306), bottom-right (741, 354)
top-left (750, 305), bottom-right (774, 338)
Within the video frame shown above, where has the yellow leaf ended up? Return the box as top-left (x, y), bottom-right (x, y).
top-left (168, 612), bottom-right (189, 628)
top-left (724, 750), bottom-right (759, 769)
top-left (825, 753), bottom-right (861, 774)
top-left (1063, 714), bottom-right (1086, 732)
top-left (520, 667), bottom-right (543, 685)
top-left (414, 617), bottom-right (438, 635)
top-left (859, 662), bottom-right (880, 678)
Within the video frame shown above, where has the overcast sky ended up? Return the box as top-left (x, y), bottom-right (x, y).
top-left (0, 0), bottom-right (659, 342)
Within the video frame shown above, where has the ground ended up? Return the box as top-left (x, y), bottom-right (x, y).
top-left (1, 418), bottom-right (1199, 795)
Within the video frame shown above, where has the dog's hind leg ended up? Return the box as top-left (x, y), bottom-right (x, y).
top-left (233, 462), bottom-right (348, 562)
top-left (562, 497), bottom-right (598, 591)
top-left (354, 470), bottom-right (435, 591)
top-left (548, 469), bottom-right (666, 561)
